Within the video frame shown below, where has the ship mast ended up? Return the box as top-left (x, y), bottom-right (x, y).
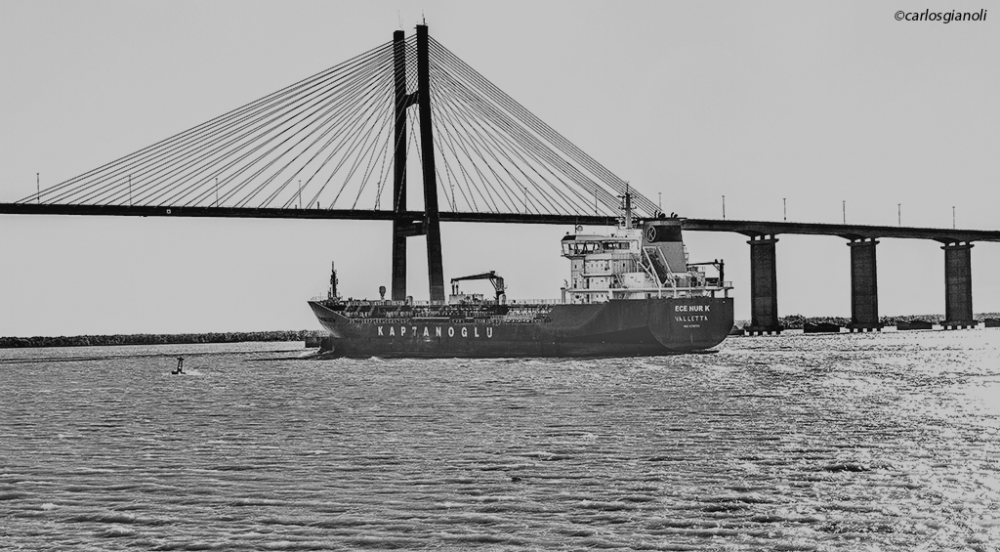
top-left (328, 261), bottom-right (339, 300)
top-left (620, 183), bottom-right (633, 229)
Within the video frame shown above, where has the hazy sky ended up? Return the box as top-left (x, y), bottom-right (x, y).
top-left (2, 1), bottom-right (998, 336)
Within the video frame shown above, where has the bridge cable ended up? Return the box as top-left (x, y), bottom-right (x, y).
top-left (33, 40), bottom-right (394, 206)
top-left (429, 39), bottom-right (656, 216)
top-left (431, 68), bottom-right (584, 216)
top-left (63, 46), bottom-right (393, 207)
top-left (428, 41), bottom-right (618, 217)
top-left (431, 69), bottom-right (593, 216)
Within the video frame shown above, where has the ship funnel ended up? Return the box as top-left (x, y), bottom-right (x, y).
top-left (642, 219), bottom-right (686, 273)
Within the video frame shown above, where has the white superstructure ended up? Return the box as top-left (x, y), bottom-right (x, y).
top-left (560, 215), bottom-right (730, 304)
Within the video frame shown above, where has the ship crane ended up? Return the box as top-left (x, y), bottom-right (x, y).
top-left (450, 271), bottom-right (506, 304)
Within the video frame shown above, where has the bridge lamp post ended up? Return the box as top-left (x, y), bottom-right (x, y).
top-left (783, 198), bottom-right (787, 222)
top-left (722, 195), bottom-right (726, 219)
top-left (898, 203), bottom-right (901, 226)
top-left (842, 200), bottom-right (846, 224)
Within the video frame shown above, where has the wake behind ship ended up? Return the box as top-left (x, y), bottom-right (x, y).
top-left (308, 202), bottom-right (734, 358)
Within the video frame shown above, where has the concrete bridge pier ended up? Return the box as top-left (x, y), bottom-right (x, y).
top-left (847, 238), bottom-right (882, 332)
top-left (746, 235), bottom-right (782, 335)
top-left (942, 241), bottom-right (976, 329)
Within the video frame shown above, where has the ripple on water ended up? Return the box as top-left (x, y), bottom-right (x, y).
top-left (1, 335), bottom-right (1000, 549)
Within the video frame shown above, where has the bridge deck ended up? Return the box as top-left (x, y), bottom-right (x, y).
top-left (3, 203), bottom-right (999, 243)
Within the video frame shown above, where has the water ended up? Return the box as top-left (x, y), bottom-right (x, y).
top-left (2, 332), bottom-right (999, 551)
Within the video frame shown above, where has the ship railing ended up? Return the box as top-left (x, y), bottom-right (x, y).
top-left (699, 281), bottom-right (733, 290)
top-left (320, 285), bottom-right (731, 306)
top-left (564, 285), bottom-right (730, 298)
top-left (322, 298), bottom-right (442, 307)
top-left (508, 298), bottom-right (564, 305)
top-left (582, 269), bottom-right (617, 277)
top-left (333, 298), bottom-right (564, 307)
top-left (410, 298), bottom-right (565, 306)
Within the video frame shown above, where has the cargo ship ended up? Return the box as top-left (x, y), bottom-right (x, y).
top-left (308, 201), bottom-right (734, 358)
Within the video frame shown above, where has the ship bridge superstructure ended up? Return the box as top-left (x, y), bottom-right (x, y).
top-left (561, 216), bottom-right (731, 304)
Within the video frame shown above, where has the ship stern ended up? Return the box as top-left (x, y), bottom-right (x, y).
top-left (647, 296), bottom-right (734, 352)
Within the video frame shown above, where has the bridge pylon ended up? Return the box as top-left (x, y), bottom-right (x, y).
top-left (391, 25), bottom-right (445, 303)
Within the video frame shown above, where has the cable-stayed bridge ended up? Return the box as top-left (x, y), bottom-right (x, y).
top-left (14, 30), bottom-right (650, 220)
top-left (3, 25), bottom-right (653, 304)
top-left (3, 24), bottom-right (1000, 333)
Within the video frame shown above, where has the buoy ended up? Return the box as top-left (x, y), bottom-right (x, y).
top-left (172, 357), bottom-right (184, 375)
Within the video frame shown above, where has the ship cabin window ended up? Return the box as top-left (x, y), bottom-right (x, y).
top-left (601, 241), bottom-right (630, 251)
top-left (563, 241), bottom-right (600, 255)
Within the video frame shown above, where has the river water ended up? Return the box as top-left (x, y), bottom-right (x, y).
top-left (2, 331), bottom-right (999, 551)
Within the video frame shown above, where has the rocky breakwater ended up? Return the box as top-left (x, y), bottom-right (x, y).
top-left (0, 330), bottom-right (326, 349)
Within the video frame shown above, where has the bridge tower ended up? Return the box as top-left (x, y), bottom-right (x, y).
top-left (391, 25), bottom-right (445, 302)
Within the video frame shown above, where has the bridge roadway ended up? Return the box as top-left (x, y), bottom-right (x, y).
top-left (5, 203), bottom-right (1000, 241)
top-left (4, 202), bottom-right (998, 334)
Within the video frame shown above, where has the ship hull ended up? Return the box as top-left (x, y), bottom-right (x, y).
top-left (308, 296), bottom-right (733, 358)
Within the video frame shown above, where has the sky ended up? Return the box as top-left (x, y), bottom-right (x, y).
top-left (1, 0), bottom-right (999, 337)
